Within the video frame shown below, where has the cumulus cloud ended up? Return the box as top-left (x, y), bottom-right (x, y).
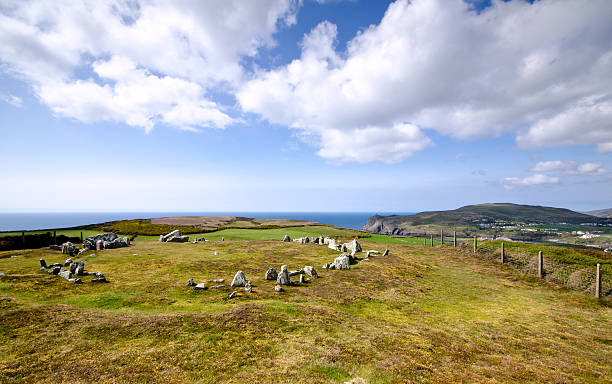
top-left (502, 174), bottom-right (560, 189)
top-left (0, 0), bottom-right (298, 131)
top-left (531, 160), bottom-right (609, 175)
top-left (238, 0), bottom-right (612, 162)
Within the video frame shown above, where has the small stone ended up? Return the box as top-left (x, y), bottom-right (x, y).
top-left (68, 278), bottom-right (82, 284)
top-left (283, 235), bottom-right (291, 242)
top-left (382, 249), bottom-right (389, 256)
top-left (51, 266), bottom-right (61, 275)
top-left (209, 285), bottom-right (224, 289)
top-left (299, 274), bottom-right (304, 283)
top-left (194, 283), bottom-right (207, 290)
top-left (228, 291), bottom-right (237, 299)
top-left (64, 258), bottom-right (72, 266)
top-left (209, 279), bottom-right (224, 283)
top-left (214, 251), bottom-right (219, 256)
top-left (276, 265), bottom-right (291, 285)
top-left (274, 284), bottom-right (283, 292)
top-left (221, 237), bottom-right (224, 241)
top-left (245, 281), bottom-right (252, 293)
top-left (187, 278), bottom-right (196, 287)
top-left (265, 268), bottom-right (278, 280)
top-left (0, 272), bottom-right (5, 277)
top-left (231, 271), bottom-right (246, 287)
top-left (304, 266), bottom-right (318, 278)
top-left (39, 259), bottom-right (47, 268)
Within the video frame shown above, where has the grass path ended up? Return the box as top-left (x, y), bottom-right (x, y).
top-left (0, 237), bottom-right (610, 383)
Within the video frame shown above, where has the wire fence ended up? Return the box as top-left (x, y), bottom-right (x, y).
top-left (456, 241), bottom-right (611, 300)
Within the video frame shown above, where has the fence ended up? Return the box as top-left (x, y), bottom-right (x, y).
top-left (415, 231), bottom-right (610, 300)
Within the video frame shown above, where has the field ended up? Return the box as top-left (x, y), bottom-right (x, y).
top-left (0, 228), bottom-right (610, 383)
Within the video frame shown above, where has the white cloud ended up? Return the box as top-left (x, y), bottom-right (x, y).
top-left (238, 0), bottom-right (612, 162)
top-left (0, 93), bottom-right (23, 108)
top-left (502, 174), bottom-right (560, 189)
top-left (531, 160), bottom-right (609, 175)
top-left (0, 0), bottom-right (298, 131)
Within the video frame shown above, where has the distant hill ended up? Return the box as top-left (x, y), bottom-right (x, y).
top-left (585, 208), bottom-right (612, 218)
top-left (363, 203), bottom-right (609, 235)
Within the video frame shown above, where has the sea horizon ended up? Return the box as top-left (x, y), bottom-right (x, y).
top-left (0, 211), bottom-right (416, 232)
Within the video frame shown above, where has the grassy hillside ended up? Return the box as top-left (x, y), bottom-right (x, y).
top-left (0, 232), bottom-right (610, 383)
top-left (587, 208), bottom-right (612, 218)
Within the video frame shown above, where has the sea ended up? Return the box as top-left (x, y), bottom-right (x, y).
top-left (0, 212), bottom-right (415, 232)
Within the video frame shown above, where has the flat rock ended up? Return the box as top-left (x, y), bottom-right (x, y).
top-left (382, 249), bottom-right (389, 256)
top-left (209, 285), bottom-right (224, 289)
top-left (288, 269), bottom-right (303, 277)
top-left (231, 271), bottom-right (246, 287)
top-left (274, 284), bottom-right (283, 292)
top-left (228, 291), bottom-right (237, 299)
top-left (194, 283), bottom-right (207, 290)
top-left (58, 270), bottom-right (72, 280)
top-left (209, 278), bottom-right (224, 283)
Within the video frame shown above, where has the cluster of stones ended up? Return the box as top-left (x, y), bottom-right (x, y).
top-left (265, 264), bottom-right (318, 292)
top-left (192, 237), bottom-right (207, 244)
top-left (286, 235), bottom-right (389, 271)
top-left (81, 233), bottom-right (130, 253)
top-left (159, 230), bottom-right (190, 243)
top-left (39, 258), bottom-right (107, 284)
top-left (187, 278), bottom-right (225, 291)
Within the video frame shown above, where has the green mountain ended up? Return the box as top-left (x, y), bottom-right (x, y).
top-left (363, 203), bottom-right (609, 235)
top-left (586, 208), bottom-right (612, 218)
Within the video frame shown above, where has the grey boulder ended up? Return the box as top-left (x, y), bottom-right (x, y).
top-left (304, 266), bottom-right (318, 278)
top-left (231, 271), bottom-right (246, 287)
top-left (333, 253), bottom-right (351, 270)
top-left (276, 265), bottom-right (291, 285)
top-left (265, 268), bottom-right (278, 280)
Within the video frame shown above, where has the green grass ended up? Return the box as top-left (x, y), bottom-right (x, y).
top-left (0, 232), bottom-right (610, 383)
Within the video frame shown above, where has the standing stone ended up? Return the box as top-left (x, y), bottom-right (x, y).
top-left (333, 253), bottom-right (351, 270)
top-left (345, 239), bottom-right (362, 254)
top-left (96, 240), bottom-right (103, 251)
top-left (283, 235), bottom-right (291, 242)
top-left (187, 278), bottom-right (196, 287)
top-left (228, 291), bottom-right (237, 299)
top-left (274, 284), bottom-right (283, 292)
top-left (382, 249), bottom-right (389, 257)
top-left (245, 281), bottom-right (252, 293)
top-left (277, 265), bottom-right (291, 285)
top-left (328, 239), bottom-right (338, 250)
top-left (299, 274), bottom-right (305, 283)
top-left (75, 264), bottom-right (84, 276)
top-left (39, 259), bottom-right (47, 268)
top-left (265, 268), bottom-right (278, 280)
top-left (231, 271), bottom-right (247, 287)
top-left (304, 266), bottom-right (318, 278)
top-left (64, 258), bottom-right (72, 266)
top-left (221, 237), bottom-right (224, 241)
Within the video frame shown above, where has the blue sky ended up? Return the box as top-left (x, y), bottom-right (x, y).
top-left (0, 0), bottom-right (611, 213)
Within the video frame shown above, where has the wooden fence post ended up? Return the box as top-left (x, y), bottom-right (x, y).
top-left (538, 251), bottom-right (543, 278)
top-left (473, 236), bottom-right (477, 253)
top-left (53, 231), bottom-right (56, 245)
top-left (430, 235), bottom-right (434, 247)
top-left (501, 242), bottom-right (505, 264)
top-left (595, 263), bottom-right (601, 299)
top-left (440, 229), bottom-right (444, 246)
top-left (453, 231), bottom-right (456, 248)
top-left (424, 237), bottom-right (427, 246)
top-left (21, 231), bottom-right (25, 245)
top-left (80, 232), bottom-right (83, 243)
